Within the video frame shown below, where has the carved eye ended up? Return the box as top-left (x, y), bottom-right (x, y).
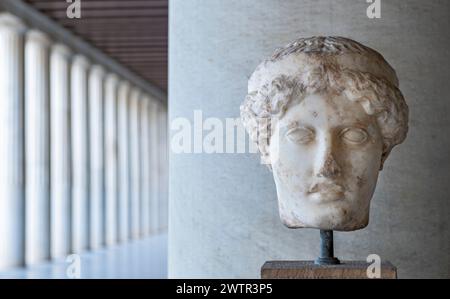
top-left (340, 127), bottom-right (368, 145)
top-left (286, 127), bottom-right (315, 144)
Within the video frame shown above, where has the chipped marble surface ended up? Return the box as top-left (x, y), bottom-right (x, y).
top-left (241, 37), bottom-right (409, 231)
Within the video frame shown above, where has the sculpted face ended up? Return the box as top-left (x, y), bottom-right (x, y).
top-left (270, 92), bottom-right (384, 231)
top-left (241, 36), bottom-right (408, 232)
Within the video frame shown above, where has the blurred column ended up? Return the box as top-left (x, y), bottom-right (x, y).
top-left (25, 29), bottom-right (51, 265)
top-left (50, 43), bottom-right (72, 259)
top-left (117, 81), bottom-right (130, 242)
top-left (0, 13), bottom-right (26, 270)
top-left (157, 106), bottom-right (163, 232)
top-left (129, 88), bottom-right (141, 239)
top-left (88, 65), bottom-right (105, 250)
top-left (159, 106), bottom-right (168, 231)
top-left (140, 96), bottom-right (150, 236)
top-left (149, 101), bottom-right (160, 234)
top-left (163, 108), bottom-right (169, 230)
top-left (71, 54), bottom-right (90, 253)
top-left (105, 73), bottom-right (119, 246)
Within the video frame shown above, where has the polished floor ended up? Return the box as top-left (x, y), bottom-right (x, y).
top-left (0, 233), bottom-right (167, 279)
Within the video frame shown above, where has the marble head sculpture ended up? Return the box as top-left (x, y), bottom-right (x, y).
top-left (240, 36), bottom-right (408, 231)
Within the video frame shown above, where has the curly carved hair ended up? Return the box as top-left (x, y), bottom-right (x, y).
top-left (240, 37), bottom-right (409, 168)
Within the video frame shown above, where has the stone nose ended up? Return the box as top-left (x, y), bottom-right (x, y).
top-left (317, 152), bottom-right (341, 178)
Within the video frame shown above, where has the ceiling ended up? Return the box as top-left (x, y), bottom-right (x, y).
top-left (25, 0), bottom-right (168, 92)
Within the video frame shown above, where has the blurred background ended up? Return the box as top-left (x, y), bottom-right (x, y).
top-left (25, 0), bottom-right (168, 90)
top-left (0, 0), bottom-right (168, 278)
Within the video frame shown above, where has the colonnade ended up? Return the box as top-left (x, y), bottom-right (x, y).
top-left (0, 12), bottom-right (168, 270)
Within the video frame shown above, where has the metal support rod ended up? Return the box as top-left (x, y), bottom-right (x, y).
top-left (315, 229), bottom-right (340, 265)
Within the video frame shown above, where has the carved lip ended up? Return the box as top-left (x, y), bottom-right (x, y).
top-left (307, 181), bottom-right (345, 203)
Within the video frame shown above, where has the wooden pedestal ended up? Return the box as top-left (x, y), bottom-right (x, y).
top-left (261, 261), bottom-right (397, 279)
